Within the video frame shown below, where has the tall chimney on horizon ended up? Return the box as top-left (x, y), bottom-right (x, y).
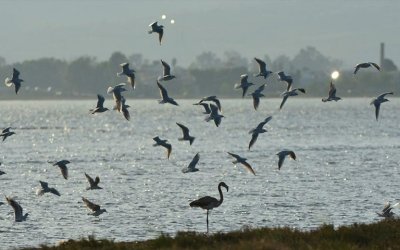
top-left (380, 42), bottom-right (385, 69)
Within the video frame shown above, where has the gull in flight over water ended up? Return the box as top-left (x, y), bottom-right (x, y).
top-left (107, 83), bottom-right (127, 112)
top-left (85, 173), bottom-right (102, 190)
top-left (322, 81), bottom-right (342, 102)
top-left (227, 152), bottom-right (256, 175)
top-left (5, 196), bottom-right (29, 222)
top-left (205, 103), bottom-right (224, 127)
top-left (193, 102), bottom-right (211, 114)
top-left (234, 74), bottom-right (254, 98)
top-left (276, 150), bottom-right (296, 170)
top-left (157, 80), bottom-right (178, 106)
top-left (254, 57), bottom-right (273, 79)
top-left (197, 96), bottom-right (222, 112)
top-left (159, 60), bottom-right (176, 81)
top-left (370, 92), bottom-right (393, 121)
top-left (82, 197), bottom-right (107, 216)
top-left (148, 21), bottom-right (164, 45)
top-left (90, 94), bottom-right (109, 114)
top-left (0, 127), bottom-right (15, 142)
top-left (277, 71), bottom-right (293, 91)
top-left (376, 202), bottom-right (399, 218)
top-left (5, 68), bottom-right (24, 94)
top-left (117, 63), bottom-right (136, 89)
top-left (249, 84), bottom-right (266, 110)
top-left (190, 182), bottom-right (228, 233)
top-left (153, 136), bottom-right (172, 159)
top-left (182, 153), bottom-right (200, 173)
top-left (354, 62), bottom-right (380, 74)
top-left (279, 88), bottom-right (306, 110)
top-left (248, 116), bottom-right (272, 150)
top-left (37, 181), bottom-right (61, 196)
top-left (51, 160), bottom-right (70, 180)
top-left (176, 123), bottom-right (195, 145)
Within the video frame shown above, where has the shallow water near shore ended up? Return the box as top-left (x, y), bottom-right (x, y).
top-left (0, 98), bottom-right (399, 249)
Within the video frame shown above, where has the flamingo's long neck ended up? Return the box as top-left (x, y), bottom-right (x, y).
top-left (217, 184), bottom-right (224, 207)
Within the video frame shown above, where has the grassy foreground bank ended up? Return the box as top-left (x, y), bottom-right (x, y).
top-left (24, 219), bottom-right (400, 250)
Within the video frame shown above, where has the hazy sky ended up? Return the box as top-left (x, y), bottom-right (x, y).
top-left (1, 0), bottom-right (399, 68)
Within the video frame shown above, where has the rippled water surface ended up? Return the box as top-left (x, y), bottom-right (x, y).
top-left (1, 99), bottom-right (400, 249)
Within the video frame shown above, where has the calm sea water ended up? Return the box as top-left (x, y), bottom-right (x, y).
top-left (0, 98), bottom-right (399, 249)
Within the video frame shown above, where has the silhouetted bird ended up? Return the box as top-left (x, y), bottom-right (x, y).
top-left (36, 181), bottom-right (60, 196)
top-left (117, 63), bottom-right (136, 89)
top-left (190, 182), bottom-right (228, 233)
top-left (5, 196), bottom-right (28, 222)
top-left (370, 92), bottom-right (393, 121)
top-left (157, 80), bottom-right (178, 106)
top-left (227, 152), bottom-right (256, 175)
top-left (248, 116), bottom-right (272, 150)
top-left (354, 62), bottom-right (380, 74)
top-left (5, 68), bottom-right (24, 94)
top-left (176, 123), bottom-right (195, 145)
top-left (249, 84), bottom-right (266, 110)
top-left (193, 102), bottom-right (211, 114)
top-left (276, 150), bottom-right (296, 170)
top-left (277, 71), bottom-right (293, 91)
top-left (90, 94), bottom-right (109, 114)
top-left (148, 21), bottom-right (164, 45)
top-left (254, 57), bottom-right (273, 79)
top-left (159, 60), bottom-right (176, 81)
top-left (107, 83), bottom-right (127, 112)
top-left (182, 153), bottom-right (200, 173)
top-left (52, 160), bottom-right (70, 180)
top-left (322, 81), bottom-right (342, 102)
top-left (376, 202), bottom-right (399, 218)
top-left (0, 127), bottom-right (15, 142)
top-left (280, 88), bottom-right (306, 110)
top-left (234, 74), bottom-right (254, 98)
top-left (153, 136), bottom-right (172, 159)
top-left (205, 104), bottom-right (224, 127)
top-left (82, 197), bottom-right (107, 216)
top-left (85, 173), bottom-right (102, 190)
top-left (198, 96), bottom-right (222, 111)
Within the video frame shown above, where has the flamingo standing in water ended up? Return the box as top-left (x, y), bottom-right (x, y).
top-left (189, 182), bottom-right (228, 233)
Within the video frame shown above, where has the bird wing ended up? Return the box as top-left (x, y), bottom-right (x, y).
top-left (212, 98), bottom-right (222, 111)
top-left (165, 143), bottom-right (172, 159)
top-left (158, 29), bottom-right (164, 45)
top-left (39, 181), bottom-right (49, 189)
top-left (378, 92), bottom-right (394, 99)
top-left (127, 75), bottom-right (135, 89)
top-left (354, 64), bottom-right (360, 74)
top-left (161, 60), bottom-right (171, 76)
top-left (96, 94), bottom-right (105, 108)
top-left (248, 133), bottom-right (259, 150)
top-left (85, 173), bottom-right (95, 186)
top-left (227, 152), bottom-right (240, 160)
top-left (57, 165), bottom-right (68, 180)
top-left (256, 84), bottom-right (266, 94)
top-left (278, 155), bottom-right (285, 170)
top-left (190, 196), bottom-right (218, 208)
top-left (253, 96), bottom-right (260, 110)
top-left (121, 63), bottom-right (129, 72)
top-left (122, 106), bottom-right (130, 120)
top-left (82, 197), bottom-right (100, 212)
top-left (280, 95), bottom-right (289, 110)
top-left (6, 196), bottom-right (23, 220)
top-left (2, 127), bottom-right (11, 133)
top-left (14, 83), bottom-right (21, 94)
top-left (188, 153), bottom-right (200, 170)
top-left (254, 57), bottom-right (266, 72)
top-left (12, 68), bottom-right (20, 79)
top-left (240, 74), bottom-right (248, 84)
top-left (94, 176), bottom-right (100, 186)
top-left (370, 62), bottom-right (380, 71)
top-left (157, 81), bottom-right (169, 99)
top-left (241, 161), bottom-right (256, 175)
top-left (149, 21), bottom-right (158, 28)
top-left (209, 103), bottom-right (219, 114)
top-left (297, 88), bottom-right (306, 94)
top-left (168, 98), bottom-right (179, 106)
top-left (50, 188), bottom-right (61, 196)
top-left (328, 81), bottom-right (336, 98)
top-left (176, 123), bottom-right (189, 137)
top-left (374, 102), bottom-right (380, 121)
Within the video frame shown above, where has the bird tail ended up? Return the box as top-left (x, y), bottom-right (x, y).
top-left (189, 137), bottom-right (195, 145)
top-left (322, 98), bottom-right (327, 102)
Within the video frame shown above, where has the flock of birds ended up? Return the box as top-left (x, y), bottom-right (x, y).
top-left (0, 20), bottom-right (397, 234)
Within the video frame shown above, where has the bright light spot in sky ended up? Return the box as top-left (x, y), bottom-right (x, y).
top-left (161, 15), bottom-right (166, 19)
top-left (331, 71), bottom-right (339, 79)
top-left (170, 19), bottom-right (175, 24)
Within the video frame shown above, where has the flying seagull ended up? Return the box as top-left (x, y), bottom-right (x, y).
top-left (190, 182), bottom-right (228, 233)
top-left (157, 80), bottom-right (178, 106)
top-left (5, 68), bottom-right (24, 94)
top-left (354, 62), bottom-right (380, 74)
top-left (117, 63), bottom-right (136, 89)
top-left (276, 71), bottom-right (293, 91)
top-left (82, 197), bottom-right (107, 216)
top-left (176, 123), bottom-right (195, 145)
top-left (37, 181), bottom-right (61, 196)
top-left (234, 74), bottom-right (254, 98)
top-left (159, 60), bottom-right (176, 81)
top-left (198, 96), bottom-right (222, 112)
top-left (90, 94), bottom-right (109, 114)
top-left (370, 92), bottom-right (393, 121)
top-left (276, 150), bottom-right (296, 170)
top-left (249, 84), bottom-right (266, 110)
top-left (5, 196), bottom-right (29, 222)
top-left (153, 136), bottom-right (172, 159)
top-left (85, 173), bottom-right (102, 190)
top-left (107, 83), bottom-right (127, 112)
top-left (254, 57), bottom-right (273, 79)
top-left (205, 103), bottom-right (224, 127)
top-left (182, 153), bottom-right (200, 173)
top-left (322, 81), bottom-right (342, 102)
top-left (0, 127), bottom-right (15, 142)
top-left (148, 21), bottom-right (164, 45)
top-left (248, 116), bottom-right (272, 150)
top-left (227, 152), bottom-right (256, 175)
top-left (376, 202), bottom-right (399, 218)
top-left (193, 102), bottom-right (211, 114)
top-left (279, 88), bottom-right (306, 110)
top-left (52, 160), bottom-right (70, 180)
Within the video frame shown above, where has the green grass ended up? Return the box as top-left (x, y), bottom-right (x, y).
top-left (23, 219), bottom-right (400, 250)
